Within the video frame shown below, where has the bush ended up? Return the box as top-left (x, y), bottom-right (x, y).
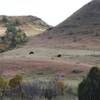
top-left (56, 80), bottom-right (66, 95)
top-left (72, 69), bottom-right (83, 74)
top-left (2, 16), bottom-right (8, 23)
top-left (9, 75), bottom-right (23, 89)
top-left (78, 67), bottom-right (100, 100)
top-left (14, 19), bottom-right (21, 26)
top-left (44, 88), bottom-right (54, 100)
top-left (6, 22), bottom-right (17, 34)
top-left (0, 75), bottom-right (8, 99)
top-left (15, 31), bottom-right (28, 44)
top-left (0, 75), bottom-right (8, 88)
top-left (5, 22), bottom-right (28, 48)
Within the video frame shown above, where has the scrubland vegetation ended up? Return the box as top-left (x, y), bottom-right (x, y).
top-left (0, 74), bottom-right (79, 100)
top-left (0, 66), bottom-right (99, 100)
top-left (2, 16), bottom-right (28, 48)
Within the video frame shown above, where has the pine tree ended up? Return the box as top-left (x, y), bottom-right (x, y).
top-left (78, 67), bottom-right (100, 100)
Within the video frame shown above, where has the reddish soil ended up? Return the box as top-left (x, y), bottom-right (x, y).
top-left (0, 58), bottom-right (91, 78)
top-left (28, 35), bottom-right (100, 50)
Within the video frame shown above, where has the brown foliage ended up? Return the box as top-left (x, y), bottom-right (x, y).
top-left (9, 75), bottom-right (23, 88)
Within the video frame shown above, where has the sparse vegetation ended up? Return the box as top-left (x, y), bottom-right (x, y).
top-left (56, 80), bottom-right (66, 95)
top-left (2, 16), bottom-right (8, 23)
top-left (13, 19), bottom-right (21, 26)
top-left (72, 69), bottom-right (83, 74)
top-left (0, 74), bottom-right (78, 100)
top-left (9, 75), bottom-right (23, 89)
top-left (2, 20), bottom-right (28, 48)
top-left (0, 15), bottom-right (49, 53)
top-left (0, 75), bottom-right (8, 100)
top-left (48, 36), bottom-right (53, 39)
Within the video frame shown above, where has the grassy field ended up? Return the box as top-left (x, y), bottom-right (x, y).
top-left (0, 47), bottom-right (99, 100)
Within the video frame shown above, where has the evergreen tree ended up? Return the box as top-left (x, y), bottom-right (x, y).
top-left (78, 67), bottom-right (100, 100)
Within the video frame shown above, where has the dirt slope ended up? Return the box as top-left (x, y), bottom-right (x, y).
top-left (29, 0), bottom-right (100, 50)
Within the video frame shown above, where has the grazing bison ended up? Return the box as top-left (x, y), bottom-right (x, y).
top-left (29, 51), bottom-right (34, 55)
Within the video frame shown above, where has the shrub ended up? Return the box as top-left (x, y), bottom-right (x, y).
top-left (0, 76), bottom-right (7, 88)
top-left (5, 22), bottom-right (17, 47)
top-left (5, 22), bottom-right (28, 48)
top-left (14, 19), bottom-right (21, 26)
top-left (8, 75), bottom-right (24, 100)
top-left (2, 16), bottom-right (8, 23)
top-left (9, 75), bottom-right (23, 89)
top-left (78, 67), bottom-right (100, 100)
top-left (56, 80), bottom-right (65, 95)
top-left (47, 27), bottom-right (53, 31)
top-left (48, 36), bottom-right (52, 39)
top-left (72, 69), bottom-right (83, 74)
top-left (15, 31), bottom-right (28, 44)
top-left (6, 22), bottom-right (17, 34)
top-left (0, 75), bottom-right (8, 100)
top-left (44, 88), bottom-right (53, 100)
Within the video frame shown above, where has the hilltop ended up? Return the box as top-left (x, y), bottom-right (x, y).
top-left (0, 15), bottom-right (49, 37)
top-left (0, 15), bottom-right (50, 52)
top-left (30, 0), bottom-right (100, 50)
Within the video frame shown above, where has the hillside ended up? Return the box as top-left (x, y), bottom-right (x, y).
top-left (0, 0), bottom-right (100, 81)
top-left (0, 1), bottom-right (100, 100)
top-left (30, 0), bottom-right (100, 50)
top-left (0, 15), bottom-right (49, 37)
top-left (0, 15), bottom-right (50, 52)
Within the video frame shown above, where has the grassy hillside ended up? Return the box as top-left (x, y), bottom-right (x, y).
top-left (0, 1), bottom-right (100, 100)
top-left (0, 15), bottom-right (50, 52)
